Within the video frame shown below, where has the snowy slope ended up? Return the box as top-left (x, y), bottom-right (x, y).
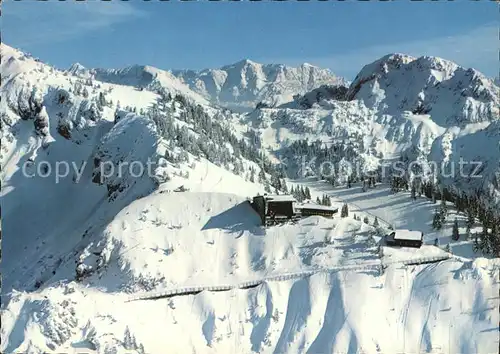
top-left (70, 63), bottom-right (211, 106)
top-left (2, 189), bottom-right (498, 353)
top-left (0, 43), bottom-right (267, 295)
top-left (172, 60), bottom-right (348, 112)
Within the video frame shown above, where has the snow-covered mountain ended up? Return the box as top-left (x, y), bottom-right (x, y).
top-left (347, 53), bottom-right (499, 127)
top-left (67, 63), bottom-right (211, 106)
top-left (247, 53), bottom-right (500, 210)
top-left (172, 59), bottom-right (348, 112)
top-left (1, 44), bottom-right (499, 353)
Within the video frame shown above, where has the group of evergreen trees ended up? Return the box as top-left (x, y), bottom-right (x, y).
top-left (389, 160), bottom-right (499, 256)
top-left (430, 190), bottom-right (499, 255)
top-left (289, 185), bottom-right (332, 206)
top-left (316, 194), bottom-right (332, 206)
top-left (390, 176), bottom-right (410, 193)
top-left (290, 185), bottom-right (311, 202)
top-left (144, 90), bottom-right (289, 194)
top-left (361, 177), bottom-right (377, 191)
top-left (282, 139), bottom-right (367, 184)
top-left (472, 211), bottom-right (500, 255)
top-left (432, 198), bottom-right (448, 230)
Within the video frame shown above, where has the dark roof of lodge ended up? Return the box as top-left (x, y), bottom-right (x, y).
top-left (393, 229), bottom-right (423, 241)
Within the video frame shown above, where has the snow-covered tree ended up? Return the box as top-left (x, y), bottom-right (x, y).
top-left (249, 167), bottom-right (255, 183)
top-left (282, 179), bottom-right (288, 193)
top-left (341, 203), bottom-right (349, 218)
top-left (411, 184), bottom-right (416, 200)
top-left (439, 198), bottom-right (448, 225)
top-left (304, 186), bottom-right (311, 200)
top-left (465, 211), bottom-right (474, 239)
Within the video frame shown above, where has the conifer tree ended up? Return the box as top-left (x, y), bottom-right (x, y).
top-left (373, 217), bottom-right (379, 228)
top-left (452, 218), bottom-right (460, 241)
top-left (472, 232), bottom-right (479, 252)
top-left (304, 187), bottom-right (311, 200)
top-left (432, 209), bottom-right (442, 230)
top-left (479, 225), bottom-right (490, 254)
top-left (465, 211), bottom-right (474, 239)
top-left (490, 222), bottom-right (500, 256)
top-left (282, 180), bottom-right (288, 194)
top-left (298, 186), bottom-right (306, 202)
top-left (341, 203), bottom-right (349, 218)
top-left (258, 168), bottom-right (266, 184)
top-left (249, 168), bottom-right (255, 183)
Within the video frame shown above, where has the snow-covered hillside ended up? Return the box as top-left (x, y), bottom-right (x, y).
top-left (172, 60), bottom-right (348, 112)
top-left (0, 43), bottom-right (271, 295)
top-left (67, 63), bottom-right (211, 106)
top-left (1, 44), bottom-right (499, 353)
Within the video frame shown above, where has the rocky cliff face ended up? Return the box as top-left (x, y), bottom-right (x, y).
top-left (346, 54), bottom-right (499, 128)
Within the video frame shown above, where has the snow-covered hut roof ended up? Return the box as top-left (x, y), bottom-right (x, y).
top-left (394, 229), bottom-right (422, 241)
top-left (265, 194), bottom-right (296, 202)
top-left (295, 203), bottom-right (338, 212)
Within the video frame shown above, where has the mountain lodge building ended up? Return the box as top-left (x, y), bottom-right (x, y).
top-left (251, 194), bottom-right (338, 226)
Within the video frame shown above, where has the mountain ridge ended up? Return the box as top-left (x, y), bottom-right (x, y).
top-left (171, 59), bottom-right (349, 112)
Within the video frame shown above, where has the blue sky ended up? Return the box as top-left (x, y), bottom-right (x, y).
top-left (3, 0), bottom-right (498, 80)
